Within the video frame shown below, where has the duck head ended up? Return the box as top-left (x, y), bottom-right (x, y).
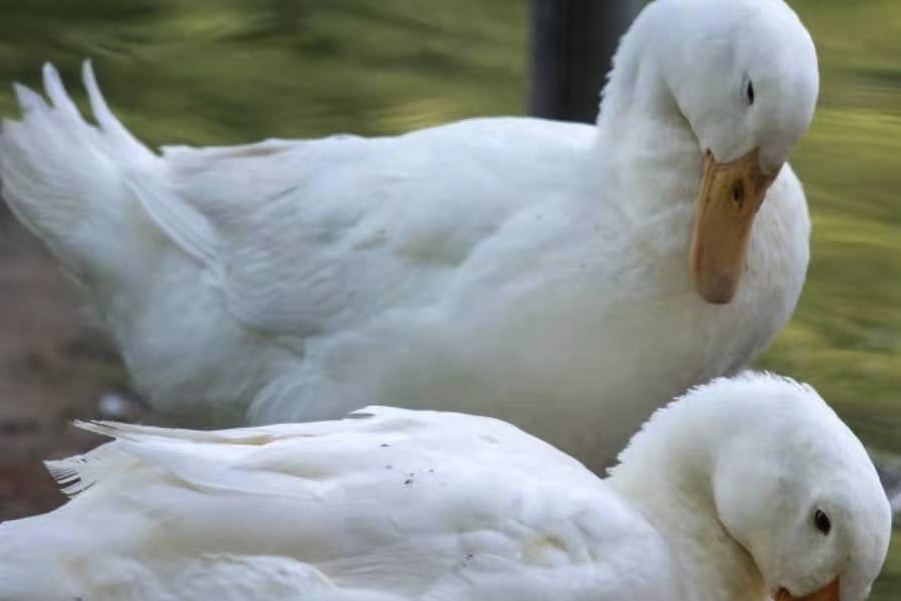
top-left (610, 374), bottom-right (891, 601)
top-left (710, 376), bottom-right (891, 601)
top-left (610, 0), bottom-right (819, 303)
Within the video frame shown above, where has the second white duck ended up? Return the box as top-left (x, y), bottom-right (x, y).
top-left (0, 0), bottom-right (819, 469)
top-left (0, 373), bottom-right (891, 601)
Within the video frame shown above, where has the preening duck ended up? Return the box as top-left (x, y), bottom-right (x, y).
top-left (0, 0), bottom-right (819, 469)
top-left (0, 373), bottom-right (890, 601)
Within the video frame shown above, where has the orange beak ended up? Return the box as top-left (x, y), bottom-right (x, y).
top-left (689, 148), bottom-right (781, 304)
top-left (775, 577), bottom-right (841, 601)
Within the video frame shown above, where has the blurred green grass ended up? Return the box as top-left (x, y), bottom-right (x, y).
top-left (756, 0), bottom-right (901, 450)
top-left (0, 0), bottom-right (899, 597)
top-left (0, 0), bottom-right (528, 142)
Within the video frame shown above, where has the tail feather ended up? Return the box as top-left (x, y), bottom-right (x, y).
top-left (0, 61), bottom-right (158, 282)
top-left (82, 60), bottom-right (153, 156)
top-left (1, 61), bottom-right (222, 285)
top-left (41, 63), bottom-right (81, 118)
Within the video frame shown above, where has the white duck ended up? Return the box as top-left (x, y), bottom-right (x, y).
top-left (0, 373), bottom-right (890, 601)
top-left (0, 0), bottom-right (819, 470)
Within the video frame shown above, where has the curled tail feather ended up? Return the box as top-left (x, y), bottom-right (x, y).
top-left (3, 61), bottom-right (224, 285)
top-left (2, 61), bottom-right (221, 285)
top-left (0, 61), bottom-right (162, 283)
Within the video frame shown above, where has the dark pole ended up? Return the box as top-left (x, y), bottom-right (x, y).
top-left (529, 0), bottom-right (638, 123)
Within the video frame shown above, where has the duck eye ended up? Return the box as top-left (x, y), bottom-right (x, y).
top-left (814, 509), bottom-right (832, 535)
top-left (745, 80), bottom-right (755, 105)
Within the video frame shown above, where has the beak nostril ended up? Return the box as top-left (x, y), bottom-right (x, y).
top-left (731, 181), bottom-right (745, 207)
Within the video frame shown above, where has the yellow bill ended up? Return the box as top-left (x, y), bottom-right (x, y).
top-left (689, 148), bottom-right (781, 304)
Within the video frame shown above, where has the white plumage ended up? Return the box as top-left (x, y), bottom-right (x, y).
top-left (0, 373), bottom-right (890, 601)
top-left (0, 0), bottom-right (819, 469)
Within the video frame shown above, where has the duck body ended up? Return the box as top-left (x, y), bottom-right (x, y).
top-left (0, 373), bottom-right (890, 601)
top-left (0, 408), bottom-right (677, 601)
top-left (0, 0), bottom-right (816, 469)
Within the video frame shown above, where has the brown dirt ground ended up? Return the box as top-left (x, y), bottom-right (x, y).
top-left (0, 201), bottom-right (158, 522)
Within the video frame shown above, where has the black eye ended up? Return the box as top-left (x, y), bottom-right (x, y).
top-left (745, 80), bottom-right (755, 105)
top-left (814, 509), bottom-right (832, 535)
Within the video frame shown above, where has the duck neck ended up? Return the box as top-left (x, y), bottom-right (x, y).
top-left (596, 27), bottom-right (676, 134)
top-left (606, 401), bottom-right (767, 601)
top-left (593, 3), bottom-right (702, 218)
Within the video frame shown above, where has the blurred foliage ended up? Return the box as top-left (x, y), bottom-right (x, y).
top-left (0, 0), bottom-right (899, 597)
top-left (0, 0), bottom-right (528, 142)
top-left (755, 1), bottom-right (901, 449)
